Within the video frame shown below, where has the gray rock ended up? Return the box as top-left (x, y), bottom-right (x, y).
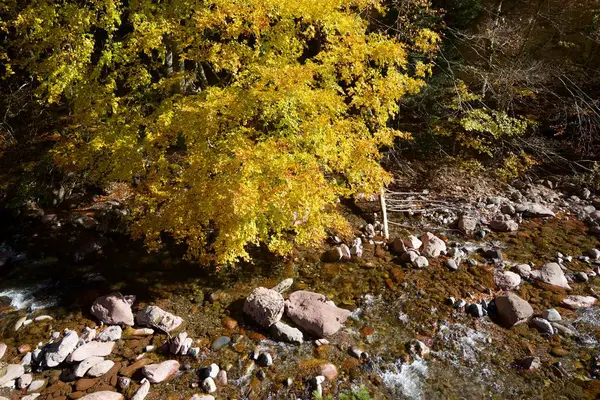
top-left (269, 321), bottom-right (303, 344)
top-left (243, 287), bottom-right (285, 328)
top-left (202, 377), bottom-right (217, 393)
top-left (542, 308), bottom-right (561, 322)
top-left (584, 205), bottom-right (597, 214)
top-left (575, 272), bottom-right (589, 282)
top-left (17, 373), bottom-right (32, 389)
top-left (467, 304), bottom-right (485, 318)
top-left (271, 278), bottom-right (294, 293)
top-left (68, 341), bottom-right (115, 362)
top-left (516, 203), bottom-right (555, 218)
top-left (131, 379), bottom-right (151, 400)
top-left (413, 256), bottom-right (429, 269)
top-left (501, 204), bottom-right (516, 215)
top-left (43, 330), bottom-right (79, 367)
top-left (74, 356), bottom-right (104, 378)
top-left (458, 216), bottom-right (478, 235)
top-left (551, 323), bottom-right (576, 337)
top-left (531, 317), bottom-right (554, 335)
top-left (520, 356), bottom-right (541, 370)
top-left (90, 293), bottom-right (135, 326)
top-left (118, 377), bottom-right (131, 390)
top-left (495, 292), bottom-right (534, 327)
top-left (27, 379), bottom-right (46, 392)
top-left (340, 244), bottom-right (351, 261)
top-left (512, 264), bottom-right (532, 279)
top-left (561, 295), bottom-right (596, 309)
top-left (0, 343), bottom-right (6, 360)
top-left (78, 392), bottom-right (124, 400)
top-left (97, 326), bottom-right (122, 342)
top-left (136, 306), bottom-right (183, 333)
top-left (399, 250), bottom-right (419, 264)
top-left (87, 359), bottom-right (115, 377)
top-left (494, 270), bottom-right (521, 291)
top-left (489, 219), bottom-right (518, 232)
top-left (531, 263), bottom-right (571, 290)
top-left (402, 235), bottom-right (422, 250)
top-left (445, 259), bottom-right (458, 271)
top-left (589, 248), bottom-right (600, 260)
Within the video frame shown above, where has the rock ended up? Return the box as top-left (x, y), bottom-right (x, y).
top-left (445, 259), bottom-right (458, 271)
top-left (142, 360), bottom-right (180, 383)
top-left (516, 203), bottom-right (555, 218)
top-left (87, 360), bottom-right (115, 377)
top-left (34, 315), bottom-right (52, 322)
top-left (489, 218), bottom-right (519, 232)
top-left (210, 336), bottom-right (231, 351)
top-left (339, 244), bottom-right (351, 260)
top-left (91, 293), bottom-right (135, 326)
top-left (408, 339), bottom-right (430, 358)
top-left (543, 308), bottom-right (562, 322)
top-left (79, 392), bottom-right (124, 400)
top-left (202, 377), bottom-right (217, 393)
top-left (365, 223), bottom-right (376, 237)
top-left (589, 248), bottom-right (600, 260)
top-left (0, 364), bottom-right (24, 386)
top-left (14, 316), bottom-right (27, 331)
top-left (74, 356), bottom-right (104, 378)
top-left (520, 356), bottom-right (541, 370)
top-left (285, 290), bottom-right (351, 338)
top-left (322, 247), bottom-right (343, 262)
top-left (512, 264), bottom-right (532, 279)
top-left (348, 346), bottom-right (365, 359)
top-left (80, 327), bottom-right (96, 342)
top-left (575, 272), bottom-right (589, 282)
top-left (494, 270), bottom-right (522, 291)
top-left (20, 352), bottom-right (32, 366)
top-left (243, 287), bottom-right (285, 328)
top-left (27, 379), bottom-right (46, 392)
top-left (458, 215), bottom-right (478, 235)
top-left (350, 238), bottom-right (363, 258)
top-left (551, 323), bottom-right (576, 337)
top-left (531, 317), bottom-right (554, 335)
top-left (199, 364), bottom-right (219, 379)
top-left (131, 379), bottom-right (151, 400)
top-left (136, 306), bottom-right (183, 333)
top-left (495, 292), bottom-right (534, 327)
top-left (190, 396), bottom-right (215, 400)
top-left (403, 236), bottom-right (422, 250)
top-left (170, 332), bottom-right (189, 355)
top-left (21, 396), bottom-right (41, 400)
top-left (0, 343), bottom-right (6, 360)
top-left (320, 363), bottom-right (338, 380)
top-left (68, 341), bottom-right (115, 362)
top-left (125, 328), bottom-right (154, 336)
top-left (257, 352), bottom-right (273, 367)
top-left (412, 256), bottom-right (429, 269)
top-left (17, 373), bottom-right (32, 389)
top-left (482, 248), bottom-right (503, 260)
top-left (43, 330), bottom-right (79, 367)
top-left (399, 250), bottom-right (419, 264)
top-left (550, 346), bottom-right (569, 357)
top-left (531, 263), bottom-right (571, 290)
top-left (501, 204), bottom-right (516, 215)
top-left (216, 370), bottom-right (227, 385)
top-left (97, 326), bottom-right (122, 342)
top-left (390, 238), bottom-right (407, 254)
top-left (561, 295), bottom-right (596, 309)
top-left (271, 278), bottom-right (294, 293)
top-left (269, 321), bottom-right (303, 344)
top-left (467, 304), bottom-right (485, 318)
top-left (420, 232), bottom-right (446, 258)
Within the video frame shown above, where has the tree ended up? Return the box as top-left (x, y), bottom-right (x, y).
top-left (2, 0), bottom-right (438, 264)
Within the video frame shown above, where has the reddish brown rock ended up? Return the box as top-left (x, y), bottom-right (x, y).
top-left (285, 290), bottom-right (351, 338)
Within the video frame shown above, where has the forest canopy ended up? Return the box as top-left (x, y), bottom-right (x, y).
top-left (0, 0), bottom-right (439, 263)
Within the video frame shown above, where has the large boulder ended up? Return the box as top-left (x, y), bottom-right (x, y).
top-left (285, 291), bottom-right (351, 338)
top-left (142, 360), bottom-right (180, 383)
top-left (43, 330), bottom-right (79, 367)
top-left (531, 263), bottom-right (571, 290)
top-left (91, 293), bottom-right (135, 326)
top-left (494, 270), bottom-right (522, 291)
top-left (419, 232), bottom-right (446, 258)
top-left (68, 341), bottom-right (115, 362)
top-left (243, 287), bottom-right (285, 328)
top-left (495, 292), bottom-right (534, 327)
top-left (561, 295), bottom-right (597, 310)
top-left (516, 203), bottom-right (555, 218)
top-left (136, 306), bottom-right (183, 333)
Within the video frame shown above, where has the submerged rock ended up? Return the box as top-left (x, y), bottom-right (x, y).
top-left (91, 293), bottom-right (135, 326)
top-left (142, 360), bottom-right (180, 383)
top-left (269, 321), bottom-right (303, 344)
top-left (285, 290), bottom-right (351, 338)
top-left (243, 287), bottom-right (285, 328)
top-left (495, 292), bottom-right (533, 327)
top-left (136, 306), bottom-right (183, 333)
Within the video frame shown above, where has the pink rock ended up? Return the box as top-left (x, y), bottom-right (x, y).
top-left (142, 360), bottom-right (180, 383)
top-left (285, 291), bottom-right (351, 338)
top-left (68, 341), bottom-right (115, 362)
top-left (87, 360), bottom-right (115, 377)
top-left (419, 232), bottom-right (446, 258)
top-left (243, 287), bottom-right (284, 328)
top-left (561, 295), bottom-right (596, 310)
top-left (320, 363), bottom-right (338, 380)
top-left (532, 263), bottom-right (571, 290)
top-left (79, 392), bottom-right (124, 400)
top-left (494, 270), bottom-right (522, 291)
top-left (495, 292), bottom-right (533, 327)
top-left (44, 330), bottom-right (79, 367)
top-left (91, 293), bottom-right (135, 326)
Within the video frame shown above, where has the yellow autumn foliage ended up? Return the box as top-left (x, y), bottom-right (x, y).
top-left (3, 0), bottom-right (437, 264)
